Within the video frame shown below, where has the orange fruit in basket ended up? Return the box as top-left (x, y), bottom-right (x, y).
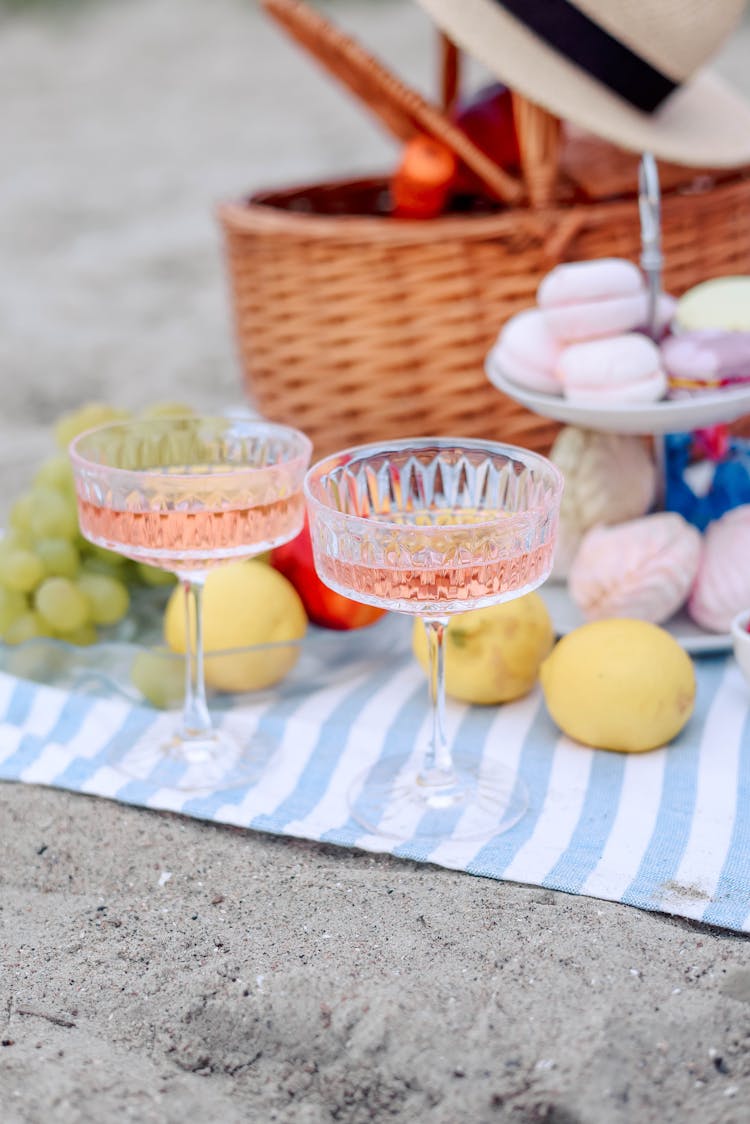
top-left (391, 133), bottom-right (458, 219)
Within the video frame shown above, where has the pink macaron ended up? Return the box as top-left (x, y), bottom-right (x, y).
top-left (556, 333), bottom-right (667, 404)
top-left (538, 258), bottom-right (647, 343)
top-left (492, 308), bottom-right (562, 395)
top-left (662, 329), bottom-right (750, 396)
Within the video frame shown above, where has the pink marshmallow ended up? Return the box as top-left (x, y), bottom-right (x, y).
top-left (495, 348), bottom-right (562, 395)
top-left (543, 290), bottom-right (648, 343)
top-left (564, 369), bottom-right (667, 404)
top-left (689, 505), bottom-right (750, 632)
top-left (569, 513), bottom-right (702, 625)
top-left (494, 308), bottom-right (562, 395)
top-left (539, 258), bottom-right (647, 343)
top-left (538, 258), bottom-right (644, 307)
top-left (557, 333), bottom-right (667, 403)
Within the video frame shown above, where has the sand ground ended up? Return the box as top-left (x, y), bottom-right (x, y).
top-left (3, 2), bottom-right (750, 1121)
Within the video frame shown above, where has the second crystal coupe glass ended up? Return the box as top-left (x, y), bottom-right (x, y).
top-left (305, 438), bottom-right (563, 844)
top-left (69, 416), bottom-right (311, 791)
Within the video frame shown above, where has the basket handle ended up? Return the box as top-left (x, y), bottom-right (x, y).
top-left (438, 32), bottom-right (460, 112)
top-left (438, 35), bottom-right (562, 208)
top-left (262, 0), bottom-right (523, 205)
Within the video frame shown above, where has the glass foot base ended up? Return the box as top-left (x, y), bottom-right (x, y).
top-left (111, 728), bottom-right (268, 793)
top-left (349, 759), bottom-right (528, 846)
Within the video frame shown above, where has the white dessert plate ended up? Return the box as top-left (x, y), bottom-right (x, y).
top-left (486, 349), bottom-right (750, 435)
top-left (540, 582), bottom-right (731, 655)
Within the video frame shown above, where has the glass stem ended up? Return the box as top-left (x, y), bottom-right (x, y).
top-left (418, 616), bottom-right (457, 789)
top-left (179, 573), bottom-right (213, 743)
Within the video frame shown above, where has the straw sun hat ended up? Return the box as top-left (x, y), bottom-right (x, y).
top-left (416, 0), bottom-right (750, 168)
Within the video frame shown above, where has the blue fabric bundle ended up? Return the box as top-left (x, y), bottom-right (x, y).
top-left (665, 434), bottom-right (750, 531)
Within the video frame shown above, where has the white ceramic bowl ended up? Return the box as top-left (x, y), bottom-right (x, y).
top-left (731, 609), bottom-right (750, 685)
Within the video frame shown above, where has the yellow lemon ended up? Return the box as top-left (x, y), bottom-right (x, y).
top-left (164, 560), bottom-right (307, 693)
top-left (540, 619), bottom-right (695, 752)
top-left (412, 593), bottom-right (554, 705)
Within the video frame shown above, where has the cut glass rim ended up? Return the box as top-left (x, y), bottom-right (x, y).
top-left (304, 436), bottom-right (564, 534)
top-left (69, 415), bottom-right (312, 487)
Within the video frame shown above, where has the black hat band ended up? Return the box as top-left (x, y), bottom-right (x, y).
top-left (494, 0), bottom-right (677, 114)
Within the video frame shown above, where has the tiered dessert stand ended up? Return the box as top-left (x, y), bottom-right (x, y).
top-left (486, 156), bottom-right (750, 654)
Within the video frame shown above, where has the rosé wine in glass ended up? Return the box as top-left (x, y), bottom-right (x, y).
top-left (305, 438), bottom-right (563, 844)
top-left (320, 536), bottom-right (555, 610)
top-left (69, 416), bottom-right (311, 791)
top-left (76, 493), bottom-right (304, 572)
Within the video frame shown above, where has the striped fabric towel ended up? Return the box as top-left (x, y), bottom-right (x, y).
top-left (1, 620), bottom-right (749, 932)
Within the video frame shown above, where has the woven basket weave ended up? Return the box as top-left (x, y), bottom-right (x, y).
top-left (218, 0), bottom-right (750, 458)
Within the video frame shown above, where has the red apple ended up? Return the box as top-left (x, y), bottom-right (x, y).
top-left (452, 83), bottom-right (520, 181)
top-left (271, 517), bottom-right (386, 631)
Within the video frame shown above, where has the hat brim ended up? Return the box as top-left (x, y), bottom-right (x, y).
top-left (417, 0), bottom-right (750, 168)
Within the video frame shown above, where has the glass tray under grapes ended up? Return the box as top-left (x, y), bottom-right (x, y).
top-left (0, 585), bottom-right (410, 709)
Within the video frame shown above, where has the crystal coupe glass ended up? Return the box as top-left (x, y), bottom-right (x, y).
top-left (305, 438), bottom-right (563, 844)
top-left (69, 416), bottom-right (311, 791)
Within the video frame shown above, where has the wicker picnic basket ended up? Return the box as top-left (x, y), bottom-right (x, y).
top-left (218, 0), bottom-right (750, 459)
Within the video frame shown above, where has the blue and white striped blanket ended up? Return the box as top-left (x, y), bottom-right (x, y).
top-left (1, 619), bottom-right (749, 932)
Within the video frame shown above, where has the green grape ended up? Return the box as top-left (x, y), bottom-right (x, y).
top-left (0, 587), bottom-right (28, 638)
top-left (130, 648), bottom-right (185, 709)
top-left (135, 562), bottom-right (177, 588)
top-left (36, 538), bottom-right (80, 579)
top-left (28, 487), bottom-right (79, 541)
top-left (33, 455), bottom-right (75, 493)
top-left (120, 559), bottom-right (140, 583)
top-left (35, 577), bottom-right (90, 633)
top-left (0, 530), bottom-right (30, 557)
top-left (59, 623), bottom-right (97, 647)
top-left (0, 548), bottom-right (45, 593)
top-left (9, 492), bottom-right (36, 536)
top-left (140, 402), bottom-right (196, 419)
top-left (4, 610), bottom-right (48, 645)
top-left (54, 403), bottom-right (131, 451)
top-left (81, 557), bottom-right (127, 582)
top-left (76, 573), bottom-right (129, 626)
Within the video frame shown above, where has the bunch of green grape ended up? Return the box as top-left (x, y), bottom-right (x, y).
top-left (0, 401), bottom-right (191, 647)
